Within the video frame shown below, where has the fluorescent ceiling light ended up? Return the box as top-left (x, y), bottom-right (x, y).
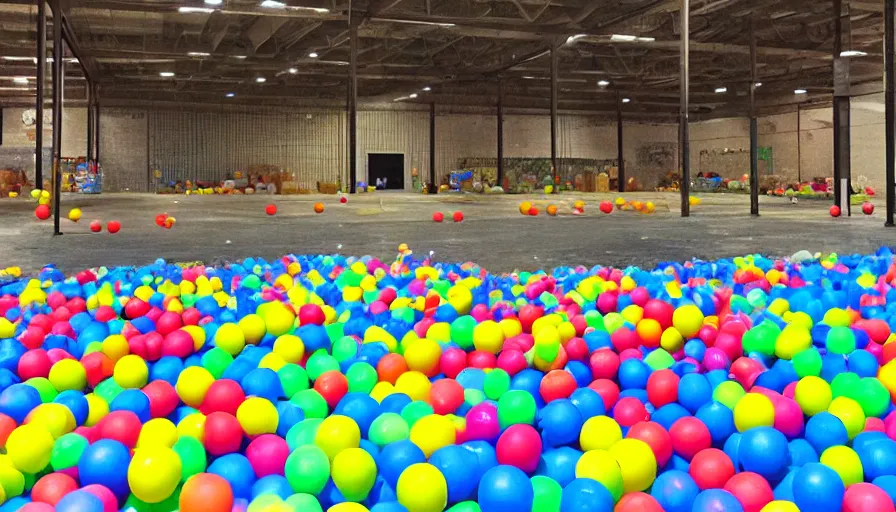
top-left (409, 93), bottom-right (418, 98)
top-left (376, 18), bottom-right (455, 27)
top-left (794, 89), bottom-right (807, 94)
top-left (320, 60), bottom-right (349, 66)
top-left (226, 92), bottom-right (235, 97)
top-left (205, 0), bottom-right (223, 4)
top-left (256, 77), bottom-right (267, 83)
top-left (755, 82), bottom-right (762, 87)
top-left (260, 0), bottom-right (286, 7)
top-left (159, 71), bottom-right (175, 77)
top-left (2, 56), bottom-right (36, 62)
top-left (636, 37), bottom-right (655, 42)
top-left (839, 50), bottom-right (867, 58)
top-left (308, 52), bottom-right (319, 58)
top-left (233, 55), bottom-right (248, 59)
top-left (178, 6), bottom-right (215, 13)
top-left (188, 52), bottom-right (211, 57)
top-left (610, 34), bottom-right (638, 42)
top-left (566, 34), bottom-right (588, 45)
top-left (622, 97), bottom-right (631, 103)
top-left (714, 87), bottom-right (728, 93)
top-left (12, 77), bottom-right (28, 84)
top-left (288, 67), bottom-right (298, 74)
top-left (422, 86), bottom-right (431, 91)
top-left (597, 80), bottom-right (610, 87)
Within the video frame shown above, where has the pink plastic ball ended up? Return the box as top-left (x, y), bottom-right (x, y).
top-left (669, 417), bottom-right (711, 461)
top-left (723, 472), bottom-right (774, 512)
top-left (464, 402), bottom-right (500, 442)
top-left (627, 421), bottom-right (673, 467)
top-left (565, 337), bottom-right (588, 362)
top-left (842, 482), bottom-right (896, 512)
top-left (589, 349), bottom-right (620, 380)
top-left (18, 349), bottom-right (52, 380)
top-left (470, 304), bottom-right (490, 322)
top-left (698, 325), bottom-right (718, 345)
top-left (597, 293), bottom-right (618, 314)
top-left (496, 350), bottom-right (528, 376)
top-left (439, 348), bottom-right (468, 379)
top-left (702, 347), bottom-right (730, 371)
top-left (865, 417), bottom-right (887, 433)
top-left (162, 329), bottom-right (195, 358)
top-left (245, 434), bottom-right (289, 478)
top-left (646, 369), bottom-right (679, 408)
top-left (772, 397), bottom-right (804, 439)
top-left (200, 379), bottom-right (246, 416)
top-left (81, 484), bottom-right (118, 512)
top-left (429, 379), bottom-right (465, 415)
top-left (156, 311), bottom-right (183, 336)
top-left (204, 411), bottom-right (243, 456)
top-left (496, 424), bottom-right (542, 472)
top-left (713, 332), bottom-right (744, 361)
top-left (142, 380), bottom-right (179, 419)
top-left (730, 357), bottom-right (765, 389)
top-left (689, 448), bottom-right (735, 490)
top-left (611, 328), bottom-right (639, 352)
top-left (467, 350), bottom-right (497, 369)
top-left (619, 348), bottom-right (643, 361)
top-left (96, 410), bottom-right (142, 448)
top-left (613, 397), bottom-right (650, 428)
top-left (589, 379), bottom-right (620, 410)
top-left (298, 304), bottom-right (326, 325)
top-left (643, 299), bottom-right (674, 329)
top-left (630, 287), bottom-right (650, 307)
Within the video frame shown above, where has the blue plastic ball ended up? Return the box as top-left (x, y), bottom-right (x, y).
top-left (872, 475), bottom-right (896, 505)
top-left (738, 427), bottom-right (790, 481)
top-left (55, 490), bottom-right (105, 512)
top-left (110, 388), bottom-right (152, 422)
top-left (692, 489), bottom-right (744, 512)
top-left (376, 440), bottom-right (426, 489)
top-left (788, 438), bottom-right (819, 467)
top-left (53, 390), bottom-right (89, 426)
top-left (479, 465), bottom-right (535, 512)
top-left (559, 478), bottom-right (613, 512)
top-left (535, 447), bottom-right (582, 488)
top-left (678, 374), bottom-right (712, 413)
top-left (208, 453), bottom-right (256, 500)
top-left (537, 399), bottom-right (583, 448)
top-left (77, 439), bottom-right (131, 500)
top-left (568, 387), bottom-right (605, 420)
top-left (792, 463), bottom-right (845, 512)
top-left (0, 383), bottom-right (41, 423)
top-left (429, 444), bottom-right (479, 504)
top-left (651, 470), bottom-right (699, 512)
top-left (695, 401), bottom-right (735, 445)
top-left (461, 440), bottom-right (498, 482)
top-left (618, 359), bottom-right (649, 390)
top-left (805, 412), bottom-right (849, 455)
top-left (251, 475), bottom-right (293, 500)
top-left (333, 392), bottom-right (380, 436)
top-left (854, 435), bottom-right (896, 480)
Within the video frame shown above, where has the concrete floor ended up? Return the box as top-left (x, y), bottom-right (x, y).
top-left (0, 192), bottom-right (894, 274)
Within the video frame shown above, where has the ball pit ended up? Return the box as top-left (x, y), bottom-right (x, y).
top-left (1, 249), bottom-right (896, 511)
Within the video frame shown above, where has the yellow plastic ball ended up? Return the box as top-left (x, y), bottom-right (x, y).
top-left (85, 393), bottom-right (109, 426)
top-left (6, 424), bottom-right (54, 473)
top-left (48, 359), bottom-right (87, 392)
top-left (114, 354), bottom-right (149, 389)
top-left (499, 318), bottom-right (522, 339)
top-left (519, 201), bottom-right (533, 215)
top-left (822, 308), bottom-right (851, 327)
top-left (472, 320), bottom-right (506, 354)
top-left (609, 438), bottom-right (657, 493)
top-left (0, 463), bottom-right (23, 500)
top-left (25, 403), bottom-right (75, 438)
top-left (396, 463), bottom-right (447, 512)
top-left (575, 449), bottom-right (624, 501)
top-left (328, 504), bottom-right (369, 512)
top-left (620, 305), bottom-right (644, 325)
top-left (370, 381), bottom-right (396, 403)
top-left (259, 301), bottom-right (296, 337)
top-left (102, 334), bottom-right (130, 362)
top-left (177, 412), bottom-right (207, 442)
top-left (38, 196), bottom-right (50, 205)
top-left (273, 334), bottom-right (305, 364)
top-left (0, 319), bottom-right (13, 339)
top-left (237, 397), bottom-right (279, 436)
top-left (794, 376), bottom-right (832, 416)
top-left (215, 322), bottom-right (246, 356)
top-left (447, 285), bottom-right (473, 316)
top-left (175, 366), bottom-right (215, 408)
top-left (580, 416), bottom-right (622, 452)
top-left (775, 324), bottom-right (812, 360)
top-left (409, 414), bottom-right (457, 458)
top-left (68, 208), bottom-right (82, 222)
top-left (672, 304), bottom-right (704, 339)
top-left (137, 418), bottom-right (178, 448)
top-left (258, 352), bottom-right (287, 372)
top-left (239, 314), bottom-right (267, 345)
top-left (40, 190), bottom-right (50, 199)
top-left (30, 189), bottom-right (40, 199)
top-left (734, 392), bottom-right (776, 432)
top-left (761, 501), bottom-right (801, 512)
top-left (128, 446), bottom-right (182, 503)
top-left (331, 447), bottom-right (377, 502)
top-left (660, 327), bottom-right (685, 353)
top-left (315, 415), bottom-right (361, 460)
top-left (182, 325), bottom-right (206, 351)
top-left (820, 445), bottom-right (863, 486)
top-left (403, 338), bottom-right (442, 376)
top-left (394, 371), bottom-right (432, 402)
top-left (828, 396), bottom-right (866, 439)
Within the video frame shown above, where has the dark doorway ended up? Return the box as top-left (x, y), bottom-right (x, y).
top-left (368, 153), bottom-right (404, 190)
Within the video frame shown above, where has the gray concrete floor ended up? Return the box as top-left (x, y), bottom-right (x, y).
top-left (0, 192), bottom-right (894, 274)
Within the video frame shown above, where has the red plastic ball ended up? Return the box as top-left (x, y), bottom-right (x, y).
top-left (81, 352), bottom-right (114, 388)
top-left (723, 471), bottom-right (774, 512)
top-left (528, 206), bottom-right (539, 216)
top-left (96, 410), bottom-right (142, 448)
top-left (142, 380), bottom-right (179, 418)
top-left (155, 213), bottom-right (168, 227)
top-left (161, 329), bottom-right (194, 358)
top-left (35, 204), bottom-right (50, 220)
top-left (18, 349), bottom-right (52, 380)
top-left (453, 211), bottom-right (464, 222)
top-left (496, 349), bottom-right (528, 376)
top-left (20, 325), bottom-right (47, 350)
top-left (646, 369), bottom-right (680, 408)
top-left (0, 414), bottom-right (16, 446)
top-left (107, 221), bottom-right (121, 233)
top-left (830, 205), bottom-right (841, 217)
top-left (589, 349), bottom-right (620, 380)
top-left (314, 370), bottom-right (349, 408)
top-left (611, 327), bottom-right (640, 352)
top-left (245, 434), bottom-right (290, 478)
top-left (439, 347), bottom-right (467, 379)
top-left (201, 379), bottom-right (246, 416)
top-left (496, 424), bottom-right (542, 472)
top-left (182, 307), bottom-right (202, 326)
top-left (614, 492), bottom-right (664, 512)
top-left (429, 378), bottom-right (465, 415)
top-left (340, 196), bottom-right (348, 204)
top-left (614, 397), bottom-right (650, 427)
top-left (156, 312), bottom-right (183, 337)
top-left (467, 350), bottom-right (497, 369)
top-left (432, 212), bottom-right (444, 223)
top-left (265, 204), bottom-right (277, 215)
top-left (842, 482), bottom-right (896, 512)
top-left (670, 417), bottom-right (712, 461)
top-left (863, 202), bottom-right (875, 215)
top-left (627, 421), bottom-right (673, 467)
top-left (643, 299), bottom-right (674, 329)
top-left (540, 369), bottom-right (577, 402)
top-left (298, 304), bottom-right (325, 325)
top-left (124, 298), bottom-right (151, 319)
top-left (204, 412), bottom-right (244, 456)
top-left (518, 305), bottom-right (544, 333)
top-left (89, 220), bottom-right (102, 232)
top-left (31, 472), bottom-right (78, 505)
top-left (689, 448), bottom-right (735, 490)
top-left (589, 378), bottom-right (621, 410)
top-left (599, 201), bottom-right (613, 214)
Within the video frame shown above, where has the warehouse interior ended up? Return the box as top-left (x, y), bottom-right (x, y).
top-left (0, 0), bottom-right (893, 220)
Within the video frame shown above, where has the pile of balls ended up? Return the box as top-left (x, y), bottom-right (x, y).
top-left (2, 249), bottom-right (896, 512)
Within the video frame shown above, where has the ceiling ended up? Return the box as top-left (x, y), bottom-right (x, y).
top-left (0, 0), bottom-right (887, 119)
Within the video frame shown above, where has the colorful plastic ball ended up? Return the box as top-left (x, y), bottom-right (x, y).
top-left (136, 418), bottom-right (178, 448)
top-left (723, 472), bottom-right (774, 512)
top-left (599, 201), bottom-right (613, 214)
top-left (31, 472), bottom-right (79, 505)
top-left (615, 492), bottom-right (663, 512)
top-left (651, 470), bottom-right (699, 512)
top-left (497, 424), bottom-right (542, 473)
top-left (128, 446), bottom-right (182, 503)
top-left (397, 463), bottom-right (448, 512)
top-left (479, 465), bottom-right (534, 512)
top-left (35, 204), bottom-right (50, 220)
top-left (266, 204), bottom-right (277, 215)
top-left (792, 463), bottom-right (846, 512)
top-left (580, 416), bottom-right (622, 452)
top-left (432, 212), bottom-right (444, 222)
top-left (828, 396), bottom-right (866, 439)
top-left (843, 482), bottom-right (895, 512)
top-left (81, 484), bottom-right (118, 512)
top-left (204, 411), bottom-right (244, 456)
top-left (560, 478), bottom-right (613, 512)
top-left (739, 427), bottom-right (790, 481)
top-left (627, 421), bottom-right (673, 468)
top-left (54, 490), bottom-right (105, 512)
top-left (175, 366), bottom-right (216, 407)
top-left (107, 221), bottom-right (121, 233)
top-left (531, 475), bottom-right (562, 512)
top-left (862, 202), bottom-right (875, 216)
top-left (7, 423), bottom-right (54, 473)
top-left (613, 396), bottom-right (649, 427)
top-left (574, 449), bottom-right (623, 501)
top-left (429, 445), bottom-right (479, 503)
top-left (670, 417), bottom-right (712, 460)
top-left (78, 439), bottom-right (131, 499)
top-left (332, 447), bottom-right (377, 501)
top-left (805, 412), bottom-right (849, 454)
top-left (409, 414), bottom-right (455, 458)
top-left (0, 383), bottom-right (42, 423)
top-left (237, 396), bottom-right (279, 436)
top-left (537, 399), bottom-right (583, 448)
top-left (208, 453), bottom-right (255, 500)
top-left (284, 444), bottom-right (330, 494)
top-left (692, 489), bottom-right (744, 512)
top-left (830, 205), bottom-right (842, 217)
top-left (734, 392), bottom-right (775, 432)
top-left (201, 379), bottom-right (245, 415)
top-left (609, 438), bottom-right (657, 493)
top-left (672, 304), bottom-right (704, 339)
top-left (453, 211), bottom-right (464, 222)
top-left (498, 389), bottom-right (537, 428)
top-left (819, 445), bottom-right (864, 486)
top-left (179, 473), bottom-right (235, 512)
top-left (689, 448), bottom-right (735, 490)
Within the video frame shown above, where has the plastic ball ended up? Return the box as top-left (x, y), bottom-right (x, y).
top-left (724, 472), bottom-right (774, 512)
top-left (792, 463), bottom-right (845, 512)
top-left (580, 416), bottom-right (622, 452)
top-left (68, 208), bottom-right (82, 222)
top-left (107, 221), bottom-right (121, 234)
top-left (734, 393), bottom-right (775, 432)
top-left (819, 445), bottom-right (864, 486)
top-left (670, 417), bottom-right (712, 460)
top-left (609, 438), bottom-right (657, 493)
top-left (651, 470), bottom-right (699, 512)
top-left (497, 424), bottom-right (542, 473)
top-left (830, 205), bottom-right (841, 217)
top-left (180, 473), bottom-right (235, 512)
top-left (266, 204), bottom-right (278, 215)
top-left (560, 478), bottom-right (613, 512)
top-left (7, 423), bottom-right (54, 473)
top-left (128, 446), bottom-right (182, 503)
top-left (843, 482), bottom-right (895, 512)
top-left (78, 439), bottom-right (131, 499)
top-left (285, 444), bottom-right (330, 494)
top-left (863, 202), bottom-right (875, 215)
top-left (479, 465), bottom-right (534, 512)
top-left (689, 448), bottom-right (735, 490)
top-left (599, 201), bottom-right (613, 214)
top-left (35, 204), bottom-right (50, 220)
top-left (396, 463), bottom-right (448, 512)
top-left (692, 489), bottom-right (744, 512)
top-left (314, 202), bottom-right (325, 213)
top-left (574, 449), bottom-right (623, 501)
top-left (453, 211), bottom-right (464, 222)
top-left (332, 447), bottom-right (377, 501)
top-left (433, 212), bottom-right (444, 223)
top-left (31, 472), bottom-right (78, 505)
top-left (409, 414), bottom-right (456, 458)
top-left (738, 427), bottom-right (790, 481)
top-left (237, 397), bottom-right (279, 436)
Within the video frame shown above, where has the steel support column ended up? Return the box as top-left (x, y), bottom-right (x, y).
top-left (87, 80), bottom-right (94, 163)
top-left (429, 102), bottom-right (436, 192)
top-left (35, 0), bottom-right (46, 191)
top-left (749, 18), bottom-right (759, 216)
top-left (679, 0), bottom-right (690, 216)
top-left (94, 84), bottom-right (100, 163)
top-left (833, 0), bottom-right (852, 216)
top-left (550, 45), bottom-right (558, 192)
top-left (348, 19), bottom-right (358, 193)
top-left (497, 79), bottom-right (504, 189)
top-left (616, 91), bottom-right (625, 193)
top-left (51, 1), bottom-right (63, 235)
top-left (887, 0), bottom-right (895, 226)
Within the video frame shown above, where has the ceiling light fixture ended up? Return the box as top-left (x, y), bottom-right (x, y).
top-left (205, 0), bottom-right (223, 4)
top-left (159, 71), bottom-right (175, 77)
top-left (2, 56), bottom-right (36, 62)
top-left (409, 93), bottom-right (418, 98)
top-left (226, 92), bottom-right (235, 97)
top-left (839, 50), bottom-right (867, 58)
top-left (319, 60), bottom-right (350, 66)
top-left (622, 98), bottom-right (631, 103)
top-left (423, 86), bottom-right (431, 91)
top-left (374, 18), bottom-right (455, 28)
top-left (566, 34), bottom-right (588, 45)
top-left (12, 77), bottom-right (28, 84)
top-left (794, 88), bottom-right (807, 94)
top-left (260, 0), bottom-right (286, 7)
top-left (308, 52), bottom-right (319, 58)
top-left (188, 52), bottom-right (211, 57)
top-left (288, 67), bottom-right (298, 74)
top-left (233, 55), bottom-right (248, 59)
top-left (597, 80), bottom-right (610, 87)
top-left (610, 34), bottom-right (638, 42)
top-left (636, 37), bottom-right (655, 42)
top-left (178, 6), bottom-right (215, 13)
top-left (715, 87), bottom-right (728, 93)
top-left (256, 77), bottom-right (266, 83)
top-left (755, 82), bottom-right (762, 87)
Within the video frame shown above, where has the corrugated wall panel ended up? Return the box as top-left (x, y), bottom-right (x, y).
top-left (357, 110), bottom-right (429, 189)
top-left (100, 109), bottom-right (148, 192)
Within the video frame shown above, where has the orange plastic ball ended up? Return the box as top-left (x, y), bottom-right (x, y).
top-left (314, 202), bottom-right (325, 214)
top-left (179, 473), bottom-right (234, 512)
top-left (546, 205), bottom-right (558, 216)
top-left (377, 353), bottom-right (409, 384)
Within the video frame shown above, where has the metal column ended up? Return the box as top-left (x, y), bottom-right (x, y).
top-left (87, 79), bottom-right (94, 162)
top-left (887, 0), bottom-right (895, 226)
top-left (616, 91), bottom-right (625, 193)
top-left (35, 0), bottom-right (46, 191)
top-left (94, 84), bottom-right (100, 163)
top-left (348, 20), bottom-right (358, 193)
top-left (429, 102), bottom-right (436, 192)
top-left (497, 79), bottom-right (504, 189)
top-left (550, 45), bottom-right (558, 192)
top-left (51, 1), bottom-right (63, 235)
top-left (679, 0), bottom-right (690, 216)
top-left (833, 0), bottom-right (852, 215)
top-left (749, 19), bottom-right (759, 216)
